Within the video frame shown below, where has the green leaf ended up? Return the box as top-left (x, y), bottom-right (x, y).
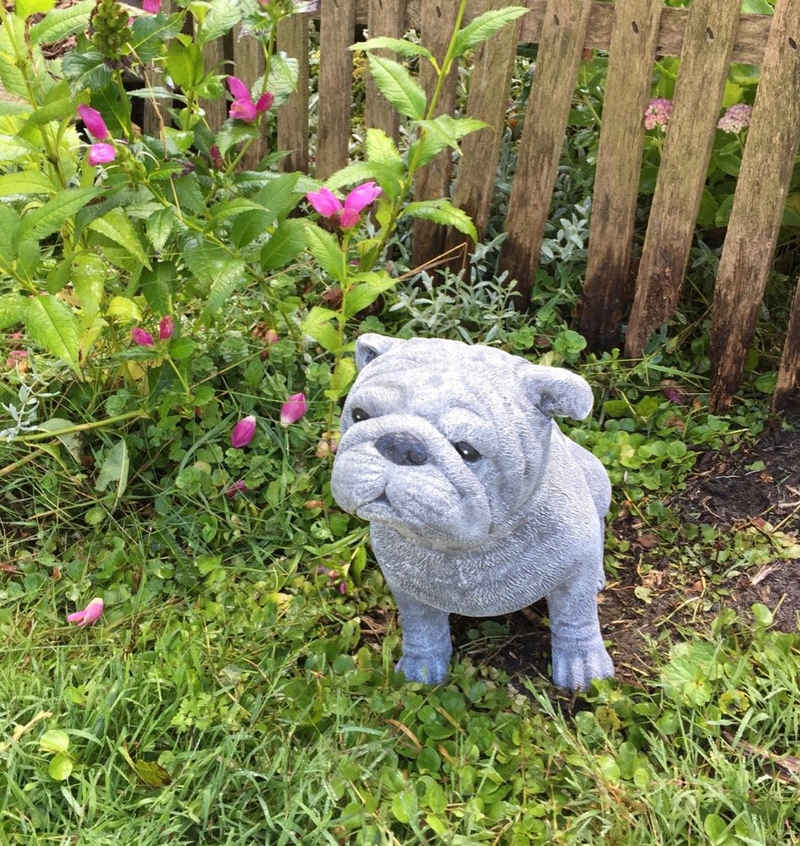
top-left (95, 438), bottom-right (130, 506)
top-left (325, 160), bottom-right (403, 202)
top-left (704, 813), bottom-right (729, 844)
top-left (401, 198), bottom-right (477, 241)
top-left (452, 7), bottom-right (529, 58)
top-left (214, 121), bottom-right (259, 157)
top-left (0, 170), bottom-right (56, 197)
top-left (411, 115), bottom-right (488, 167)
top-left (352, 37), bottom-right (435, 65)
top-left (0, 206), bottom-right (21, 263)
top-left (366, 128), bottom-right (402, 168)
top-left (202, 259), bottom-right (247, 320)
top-left (0, 15), bottom-right (35, 100)
top-left (37, 417), bottom-right (81, 463)
top-left (367, 54), bottom-right (427, 120)
top-left (169, 337), bottom-right (195, 361)
top-left (29, 0), bottom-right (94, 45)
top-left (17, 0), bottom-right (56, 18)
top-left (145, 208), bottom-right (176, 253)
top-left (253, 173), bottom-right (305, 222)
top-left (740, 0), bottom-right (773, 13)
top-left (304, 222), bottom-right (345, 283)
top-left (210, 198), bottom-right (268, 223)
top-left (266, 53), bottom-right (299, 106)
top-left (751, 602), bottom-right (773, 626)
top-left (39, 729), bottom-right (70, 754)
top-left (260, 218), bottom-right (307, 271)
top-left (329, 356), bottom-right (356, 397)
top-left (302, 306), bottom-right (341, 353)
top-left (231, 210), bottom-right (275, 248)
top-left (24, 79), bottom-right (76, 126)
top-left (166, 40), bottom-right (204, 90)
top-left (129, 14), bottom-right (183, 62)
top-left (25, 295), bottom-right (80, 372)
top-left (133, 759), bottom-right (172, 788)
top-left (0, 133), bottom-right (36, 163)
top-left (106, 295), bottom-right (141, 324)
top-left (0, 293), bottom-right (27, 330)
top-left (197, 0), bottom-right (243, 45)
top-left (140, 262), bottom-right (173, 315)
top-left (90, 209), bottom-right (150, 269)
top-left (391, 788), bottom-right (417, 824)
top-left (20, 188), bottom-right (100, 241)
top-left (344, 271), bottom-right (399, 318)
top-left (48, 753), bottom-right (73, 781)
top-left (72, 253), bottom-right (105, 319)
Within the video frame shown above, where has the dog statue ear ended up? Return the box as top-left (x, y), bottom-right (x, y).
top-left (355, 333), bottom-right (404, 371)
top-left (522, 364), bottom-right (594, 420)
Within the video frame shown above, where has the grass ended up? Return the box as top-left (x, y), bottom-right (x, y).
top-left (2, 527), bottom-right (799, 844)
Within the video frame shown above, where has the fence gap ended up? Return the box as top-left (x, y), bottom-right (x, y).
top-left (277, 13), bottom-right (310, 172)
top-left (624, 0), bottom-right (740, 358)
top-left (317, 0), bottom-right (356, 179)
top-left (498, 0), bottom-right (592, 308)
top-left (201, 35), bottom-right (228, 132)
top-left (579, 0), bottom-right (663, 351)
top-left (774, 276), bottom-right (800, 411)
top-left (709, 0), bottom-right (800, 410)
top-left (411, 0), bottom-right (462, 269)
top-left (364, 0), bottom-right (407, 140)
top-left (444, 0), bottom-right (523, 257)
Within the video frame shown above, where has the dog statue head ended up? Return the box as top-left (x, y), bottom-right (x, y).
top-left (331, 334), bottom-right (594, 551)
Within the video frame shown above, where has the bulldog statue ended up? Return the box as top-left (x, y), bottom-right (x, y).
top-left (331, 334), bottom-right (614, 690)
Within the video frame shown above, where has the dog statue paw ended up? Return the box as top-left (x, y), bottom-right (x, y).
top-left (331, 334), bottom-right (614, 691)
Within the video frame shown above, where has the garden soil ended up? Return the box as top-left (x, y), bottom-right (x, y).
top-left (447, 423), bottom-right (800, 689)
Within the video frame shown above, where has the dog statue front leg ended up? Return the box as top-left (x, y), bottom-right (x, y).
top-left (391, 587), bottom-right (452, 684)
top-left (546, 574), bottom-right (613, 690)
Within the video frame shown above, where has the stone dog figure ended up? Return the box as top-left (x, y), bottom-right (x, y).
top-left (331, 333), bottom-right (614, 690)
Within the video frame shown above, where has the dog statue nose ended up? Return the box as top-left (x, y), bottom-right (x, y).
top-left (375, 432), bottom-right (429, 466)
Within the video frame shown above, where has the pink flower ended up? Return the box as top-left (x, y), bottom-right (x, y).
top-left (131, 327), bottom-right (155, 346)
top-left (644, 98), bottom-right (673, 130)
top-left (88, 143), bottom-right (116, 166)
top-left (306, 182), bottom-right (382, 229)
top-left (158, 315), bottom-right (174, 340)
top-left (279, 393), bottom-right (308, 426)
top-left (717, 103), bottom-right (752, 134)
top-left (67, 597), bottom-right (104, 627)
top-left (225, 480), bottom-right (248, 497)
top-left (78, 105), bottom-right (109, 140)
top-left (227, 77), bottom-right (274, 123)
top-left (230, 415), bottom-right (257, 448)
top-left (142, 0), bottom-right (162, 11)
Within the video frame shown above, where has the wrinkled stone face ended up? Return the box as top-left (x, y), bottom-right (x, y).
top-left (331, 338), bottom-right (553, 550)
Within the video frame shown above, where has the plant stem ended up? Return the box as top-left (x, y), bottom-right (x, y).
top-left (18, 410), bottom-right (149, 444)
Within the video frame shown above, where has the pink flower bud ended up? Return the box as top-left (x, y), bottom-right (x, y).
top-left (230, 415), bottom-right (257, 448)
top-left (279, 393), bottom-right (308, 426)
top-left (158, 315), bottom-right (174, 340)
top-left (67, 597), bottom-right (104, 627)
top-left (142, 0), bottom-right (162, 11)
top-left (306, 187), bottom-right (343, 218)
top-left (225, 480), bottom-right (248, 497)
top-left (78, 105), bottom-right (109, 140)
top-left (88, 143), bottom-right (116, 166)
top-left (131, 327), bottom-right (155, 346)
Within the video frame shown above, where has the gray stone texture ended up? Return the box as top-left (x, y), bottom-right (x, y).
top-left (331, 334), bottom-right (614, 690)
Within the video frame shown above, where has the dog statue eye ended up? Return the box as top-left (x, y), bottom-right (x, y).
top-left (453, 441), bottom-right (481, 462)
top-left (351, 407), bottom-right (370, 423)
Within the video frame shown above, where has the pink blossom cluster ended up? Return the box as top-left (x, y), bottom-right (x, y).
top-left (644, 98), bottom-right (673, 130)
top-left (717, 104), bottom-right (752, 134)
top-left (227, 77), bottom-right (274, 123)
top-left (130, 316), bottom-right (174, 347)
top-left (306, 182), bottom-right (382, 229)
top-left (77, 105), bottom-right (116, 166)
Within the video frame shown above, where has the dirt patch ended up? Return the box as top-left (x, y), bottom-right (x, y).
top-left (448, 424), bottom-right (800, 689)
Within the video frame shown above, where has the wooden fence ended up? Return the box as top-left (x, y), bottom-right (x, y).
top-left (189, 0), bottom-right (800, 412)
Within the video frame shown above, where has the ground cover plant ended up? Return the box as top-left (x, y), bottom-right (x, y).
top-left (1, 0), bottom-right (800, 843)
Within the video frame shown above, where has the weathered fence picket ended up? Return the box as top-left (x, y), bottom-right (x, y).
top-left (276, 13), bottom-right (310, 172)
top-left (709, 0), bottom-right (800, 410)
top-left (579, 0), bottom-right (663, 351)
top-left (624, 0), bottom-right (740, 359)
top-left (164, 0), bottom-right (799, 411)
top-left (498, 0), bottom-right (593, 306)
